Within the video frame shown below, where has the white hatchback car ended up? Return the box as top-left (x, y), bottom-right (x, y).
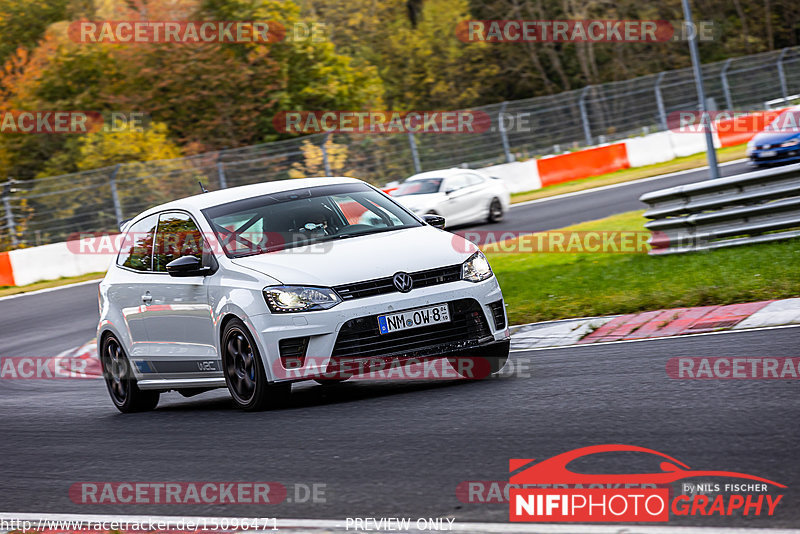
top-left (391, 169), bottom-right (510, 226)
top-left (98, 177), bottom-right (510, 412)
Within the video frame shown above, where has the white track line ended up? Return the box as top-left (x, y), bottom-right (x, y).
top-left (510, 159), bottom-right (748, 210)
top-left (510, 324), bottom-right (800, 353)
top-left (0, 512), bottom-right (796, 534)
top-left (0, 278), bottom-right (101, 302)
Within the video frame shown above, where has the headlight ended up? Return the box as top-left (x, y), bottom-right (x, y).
top-left (462, 251), bottom-right (493, 282)
top-left (780, 138), bottom-right (800, 147)
top-left (263, 286), bottom-right (341, 313)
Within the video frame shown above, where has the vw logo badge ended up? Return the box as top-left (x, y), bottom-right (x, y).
top-left (393, 272), bottom-right (413, 293)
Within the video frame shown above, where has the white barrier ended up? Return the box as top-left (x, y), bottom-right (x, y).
top-left (624, 132), bottom-right (676, 167)
top-left (8, 238), bottom-right (116, 286)
top-left (477, 160), bottom-right (541, 193)
top-left (667, 131), bottom-right (721, 158)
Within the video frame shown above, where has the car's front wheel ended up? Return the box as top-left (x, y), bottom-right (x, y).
top-left (448, 341), bottom-right (510, 379)
top-left (101, 334), bottom-right (160, 413)
top-left (222, 318), bottom-right (290, 411)
top-left (487, 198), bottom-right (504, 223)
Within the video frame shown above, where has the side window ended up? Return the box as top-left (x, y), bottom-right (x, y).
top-left (445, 175), bottom-right (468, 192)
top-left (465, 173), bottom-right (484, 186)
top-left (117, 214), bottom-right (158, 271)
top-left (153, 212), bottom-right (204, 272)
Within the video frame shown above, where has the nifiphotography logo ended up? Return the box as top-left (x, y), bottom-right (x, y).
top-left (509, 444), bottom-right (785, 522)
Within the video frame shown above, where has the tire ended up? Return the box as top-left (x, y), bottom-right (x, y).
top-left (448, 341), bottom-right (510, 379)
top-left (487, 198), bottom-right (504, 223)
top-left (100, 334), bottom-right (159, 413)
top-left (222, 318), bottom-right (290, 411)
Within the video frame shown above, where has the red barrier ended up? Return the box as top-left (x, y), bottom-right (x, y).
top-left (0, 251), bottom-right (14, 287)
top-left (715, 110), bottom-right (783, 147)
top-left (537, 143), bottom-right (630, 187)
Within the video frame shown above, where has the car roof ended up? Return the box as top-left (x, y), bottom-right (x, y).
top-left (405, 168), bottom-right (483, 181)
top-left (134, 176), bottom-right (365, 218)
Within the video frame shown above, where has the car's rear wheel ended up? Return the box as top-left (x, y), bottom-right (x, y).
top-left (101, 334), bottom-right (159, 413)
top-left (448, 341), bottom-right (510, 379)
top-left (222, 318), bottom-right (290, 411)
top-left (488, 198), bottom-right (504, 223)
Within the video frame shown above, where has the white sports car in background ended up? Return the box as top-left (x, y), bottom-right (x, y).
top-left (391, 169), bottom-right (511, 227)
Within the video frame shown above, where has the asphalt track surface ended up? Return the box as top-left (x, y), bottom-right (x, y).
top-left (5, 159), bottom-right (799, 528)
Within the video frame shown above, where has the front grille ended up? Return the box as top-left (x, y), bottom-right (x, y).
top-left (488, 300), bottom-right (506, 330)
top-left (333, 264), bottom-right (462, 301)
top-left (330, 299), bottom-right (492, 364)
top-left (278, 336), bottom-right (309, 368)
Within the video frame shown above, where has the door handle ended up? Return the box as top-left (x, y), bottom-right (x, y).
top-left (141, 292), bottom-right (152, 305)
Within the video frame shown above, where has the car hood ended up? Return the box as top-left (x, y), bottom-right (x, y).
top-left (230, 225), bottom-right (478, 286)
top-left (751, 131), bottom-right (800, 146)
top-left (392, 193), bottom-right (443, 212)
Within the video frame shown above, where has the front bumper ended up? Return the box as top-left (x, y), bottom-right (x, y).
top-left (248, 276), bottom-right (508, 382)
top-left (748, 147), bottom-right (800, 166)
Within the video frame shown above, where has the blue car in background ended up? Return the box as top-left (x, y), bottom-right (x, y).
top-left (748, 106), bottom-right (800, 166)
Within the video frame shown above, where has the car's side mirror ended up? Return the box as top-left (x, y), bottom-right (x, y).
top-left (166, 255), bottom-right (212, 277)
top-left (422, 214), bottom-right (446, 229)
top-left (444, 189), bottom-right (455, 195)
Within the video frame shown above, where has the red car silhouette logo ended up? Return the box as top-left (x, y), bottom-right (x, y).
top-left (510, 444), bottom-right (785, 487)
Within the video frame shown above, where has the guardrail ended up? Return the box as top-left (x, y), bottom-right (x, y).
top-left (640, 163), bottom-right (800, 254)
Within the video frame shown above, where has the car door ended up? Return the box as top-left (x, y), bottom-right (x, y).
top-left (440, 174), bottom-right (471, 225)
top-left (111, 214), bottom-right (159, 359)
top-left (461, 172), bottom-right (490, 222)
top-left (140, 211), bottom-right (218, 374)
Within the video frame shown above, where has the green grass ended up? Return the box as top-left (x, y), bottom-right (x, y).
top-left (489, 211), bottom-right (800, 325)
top-left (0, 272), bottom-right (105, 297)
top-left (510, 144), bottom-right (748, 204)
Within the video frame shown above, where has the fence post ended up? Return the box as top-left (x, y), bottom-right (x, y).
top-left (108, 164), bottom-right (123, 229)
top-left (720, 59), bottom-right (733, 110)
top-left (2, 181), bottom-right (18, 247)
top-left (777, 48), bottom-right (789, 102)
top-left (217, 160), bottom-right (228, 189)
top-left (498, 101), bottom-right (514, 163)
top-left (321, 133), bottom-right (332, 176)
top-left (408, 132), bottom-right (421, 174)
top-left (654, 71), bottom-right (668, 130)
top-left (578, 86), bottom-right (593, 146)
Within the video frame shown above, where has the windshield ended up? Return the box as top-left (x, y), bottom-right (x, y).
top-left (394, 178), bottom-right (443, 196)
top-left (769, 109), bottom-right (800, 132)
top-left (202, 183), bottom-right (421, 257)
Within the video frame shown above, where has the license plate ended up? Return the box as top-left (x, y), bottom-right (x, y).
top-left (378, 304), bottom-right (450, 334)
top-left (760, 150), bottom-right (777, 157)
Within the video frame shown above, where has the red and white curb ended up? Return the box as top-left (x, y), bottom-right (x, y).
top-left (53, 339), bottom-right (101, 377)
top-left (510, 298), bottom-right (800, 351)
